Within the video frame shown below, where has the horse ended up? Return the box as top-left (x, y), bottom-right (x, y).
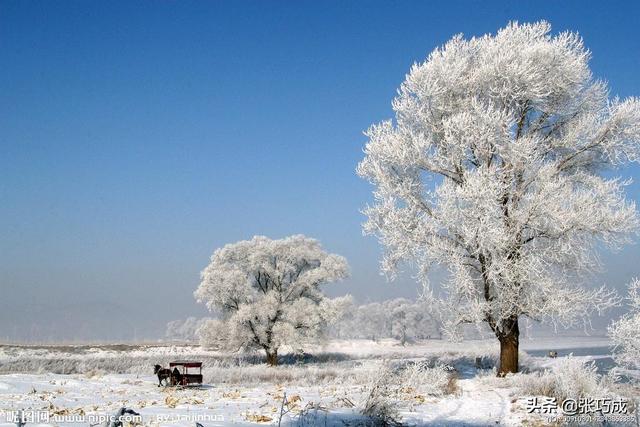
top-left (154, 364), bottom-right (172, 387)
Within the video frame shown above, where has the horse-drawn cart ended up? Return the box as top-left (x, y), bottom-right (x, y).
top-left (154, 361), bottom-right (203, 387)
top-left (169, 361), bottom-right (203, 386)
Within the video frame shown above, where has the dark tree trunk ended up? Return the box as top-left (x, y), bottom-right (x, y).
top-left (265, 349), bottom-right (278, 366)
top-left (497, 316), bottom-right (519, 376)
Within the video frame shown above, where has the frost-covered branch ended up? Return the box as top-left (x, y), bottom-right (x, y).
top-left (608, 278), bottom-right (640, 369)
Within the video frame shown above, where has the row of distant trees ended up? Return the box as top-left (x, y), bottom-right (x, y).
top-left (166, 296), bottom-right (442, 348)
top-left (329, 298), bottom-right (441, 344)
top-left (165, 317), bottom-right (211, 342)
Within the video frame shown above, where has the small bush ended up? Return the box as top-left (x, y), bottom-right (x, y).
top-left (401, 361), bottom-right (457, 397)
top-left (514, 356), bottom-right (612, 402)
top-left (360, 361), bottom-right (458, 426)
top-left (361, 365), bottom-right (402, 426)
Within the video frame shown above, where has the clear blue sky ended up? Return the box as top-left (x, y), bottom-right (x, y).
top-left (1, 0), bottom-right (639, 341)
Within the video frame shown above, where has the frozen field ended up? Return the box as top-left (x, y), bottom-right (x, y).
top-left (0, 338), bottom-right (637, 426)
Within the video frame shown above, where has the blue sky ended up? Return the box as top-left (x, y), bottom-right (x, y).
top-left (1, 1), bottom-right (639, 341)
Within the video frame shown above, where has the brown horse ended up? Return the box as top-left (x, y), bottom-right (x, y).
top-left (154, 364), bottom-right (172, 387)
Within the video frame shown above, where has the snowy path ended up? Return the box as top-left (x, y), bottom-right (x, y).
top-left (403, 378), bottom-right (521, 426)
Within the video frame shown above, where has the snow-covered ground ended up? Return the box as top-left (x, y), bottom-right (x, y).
top-left (0, 338), bottom-right (637, 426)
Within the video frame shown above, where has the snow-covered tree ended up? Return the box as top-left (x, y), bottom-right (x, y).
top-left (388, 298), bottom-right (439, 345)
top-left (165, 317), bottom-right (211, 341)
top-left (608, 278), bottom-right (640, 369)
top-left (331, 301), bottom-right (385, 340)
top-left (327, 296), bottom-right (357, 339)
top-left (329, 298), bottom-right (440, 342)
top-left (194, 235), bottom-right (349, 365)
top-left (357, 21), bottom-right (640, 375)
top-left (357, 302), bottom-right (388, 341)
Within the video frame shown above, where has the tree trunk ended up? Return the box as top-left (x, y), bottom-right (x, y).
top-left (497, 316), bottom-right (519, 376)
top-left (265, 349), bottom-right (278, 366)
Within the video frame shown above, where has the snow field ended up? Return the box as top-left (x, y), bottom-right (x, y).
top-left (0, 338), bottom-right (637, 426)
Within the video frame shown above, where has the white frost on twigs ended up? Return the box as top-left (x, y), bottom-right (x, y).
top-left (609, 278), bottom-right (640, 369)
top-left (357, 21), bottom-right (639, 340)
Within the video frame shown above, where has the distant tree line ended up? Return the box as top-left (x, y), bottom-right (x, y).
top-left (165, 317), bottom-right (211, 342)
top-left (328, 297), bottom-right (441, 344)
top-left (166, 297), bottom-right (441, 347)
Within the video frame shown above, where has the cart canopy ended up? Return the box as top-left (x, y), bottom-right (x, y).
top-left (169, 361), bottom-right (202, 368)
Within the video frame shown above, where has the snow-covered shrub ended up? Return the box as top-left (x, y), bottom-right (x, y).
top-left (361, 365), bottom-right (402, 426)
top-left (201, 361), bottom-right (351, 386)
top-left (402, 361), bottom-right (458, 397)
top-left (514, 356), bottom-right (612, 402)
top-left (609, 278), bottom-right (640, 370)
top-left (553, 358), bottom-right (609, 402)
top-left (511, 369), bottom-right (555, 397)
top-left (360, 361), bottom-right (458, 425)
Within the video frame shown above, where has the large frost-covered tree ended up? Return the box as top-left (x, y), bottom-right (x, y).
top-left (194, 235), bottom-right (349, 365)
top-left (357, 21), bottom-right (640, 375)
top-left (608, 278), bottom-right (640, 370)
